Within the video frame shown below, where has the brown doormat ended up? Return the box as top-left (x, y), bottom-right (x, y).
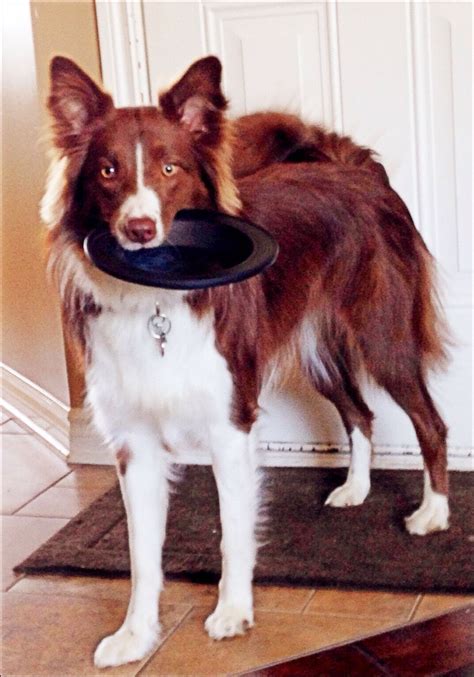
top-left (15, 466), bottom-right (474, 592)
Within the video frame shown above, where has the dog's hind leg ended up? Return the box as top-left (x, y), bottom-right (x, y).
top-left (373, 364), bottom-right (449, 535)
top-left (94, 429), bottom-right (172, 668)
top-left (205, 423), bottom-right (260, 640)
top-left (319, 379), bottom-right (374, 507)
top-left (302, 336), bottom-right (374, 507)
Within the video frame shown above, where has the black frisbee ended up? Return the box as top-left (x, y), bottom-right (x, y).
top-left (83, 209), bottom-right (279, 290)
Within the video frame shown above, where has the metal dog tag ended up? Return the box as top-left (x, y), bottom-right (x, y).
top-left (148, 304), bottom-right (172, 357)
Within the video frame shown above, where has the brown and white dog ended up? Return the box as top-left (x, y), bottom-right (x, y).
top-left (42, 55), bottom-right (449, 668)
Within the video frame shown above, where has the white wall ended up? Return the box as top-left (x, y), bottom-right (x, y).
top-left (2, 0), bottom-right (68, 403)
top-left (1, 0), bottom-right (103, 408)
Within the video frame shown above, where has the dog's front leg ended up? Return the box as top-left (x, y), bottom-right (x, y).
top-left (205, 425), bottom-right (260, 640)
top-left (94, 432), bottom-right (171, 668)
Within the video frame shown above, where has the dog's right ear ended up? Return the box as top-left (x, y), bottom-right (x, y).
top-left (48, 56), bottom-right (113, 151)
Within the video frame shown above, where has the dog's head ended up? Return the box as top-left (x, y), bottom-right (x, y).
top-left (44, 56), bottom-right (240, 249)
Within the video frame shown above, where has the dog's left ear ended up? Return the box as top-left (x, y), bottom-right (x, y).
top-left (160, 56), bottom-right (241, 215)
top-left (159, 56), bottom-right (227, 140)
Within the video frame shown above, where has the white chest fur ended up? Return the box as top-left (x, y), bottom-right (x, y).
top-left (85, 297), bottom-right (234, 452)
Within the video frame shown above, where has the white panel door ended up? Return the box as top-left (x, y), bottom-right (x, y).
top-left (100, 1), bottom-right (472, 465)
top-left (426, 1), bottom-right (472, 455)
top-left (204, 2), bottom-right (334, 123)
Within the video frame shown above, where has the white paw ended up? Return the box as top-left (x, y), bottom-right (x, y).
top-left (205, 604), bottom-right (254, 640)
top-left (94, 623), bottom-right (159, 668)
top-left (405, 493), bottom-right (449, 535)
top-left (325, 481), bottom-right (370, 507)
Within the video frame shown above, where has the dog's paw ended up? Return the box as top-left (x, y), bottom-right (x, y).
top-left (325, 480), bottom-right (370, 507)
top-left (94, 623), bottom-right (159, 668)
top-left (205, 604), bottom-right (254, 640)
top-left (405, 494), bottom-right (449, 535)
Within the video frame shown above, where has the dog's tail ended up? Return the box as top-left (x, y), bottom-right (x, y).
top-left (232, 112), bottom-right (389, 183)
top-left (414, 242), bottom-right (451, 373)
top-left (307, 125), bottom-right (390, 184)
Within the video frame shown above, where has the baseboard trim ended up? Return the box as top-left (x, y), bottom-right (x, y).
top-left (0, 364), bottom-right (70, 456)
top-left (2, 365), bottom-right (472, 470)
top-left (47, 407), bottom-right (474, 472)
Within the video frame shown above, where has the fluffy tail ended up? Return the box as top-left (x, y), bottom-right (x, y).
top-left (308, 125), bottom-right (389, 184)
top-left (232, 111), bottom-right (389, 183)
top-left (415, 244), bottom-right (450, 372)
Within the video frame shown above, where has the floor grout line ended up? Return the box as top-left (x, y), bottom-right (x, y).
top-left (4, 573), bottom-right (26, 593)
top-left (300, 610), bottom-right (416, 622)
top-left (408, 593), bottom-right (423, 621)
top-left (135, 604), bottom-right (196, 675)
top-left (300, 588), bottom-right (317, 614)
top-left (1, 416), bottom-right (71, 462)
top-left (10, 468), bottom-right (75, 516)
top-left (12, 509), bottom-right (81, 520)
top-left (1, 416), bottom-right (31, 434)
top-left (5, 581), bottom-right (130, 599)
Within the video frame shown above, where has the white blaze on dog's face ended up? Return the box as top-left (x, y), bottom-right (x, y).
top-left (47, 56), bottom-right (233, 249)
top-left (77, 109), bottom-right (213, 250)
top-left (111, 142), bottom-right (163, 250)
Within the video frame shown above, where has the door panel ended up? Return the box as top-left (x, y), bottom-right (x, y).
top-left (205, 2), bottom-right (333, 123)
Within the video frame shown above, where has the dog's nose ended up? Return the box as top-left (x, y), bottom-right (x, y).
top-left (124, 217), bottom-right (157, 244)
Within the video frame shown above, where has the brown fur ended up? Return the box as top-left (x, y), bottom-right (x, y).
top-left (232, 111), bottom-right (390, 184)
top-left (45, 56), bottom-right (449, 496)
top-left (159, 57), bottom-right (241, 214)
top-left (45, 229), bottom-right (102, 361)
top-left (191, 162), bottom-right (448, 462)
top-left (116, 446), bottom-right (131, 476)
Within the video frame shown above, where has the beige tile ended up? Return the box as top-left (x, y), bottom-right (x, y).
top-left (304, 588), bottom-right (419, 622)
top-left (162, 581), bottom-right (314, 613)
top-left (2, 515), bottom-right (69, 590)
top-left (1, 433), bottom-right (70, 514)
top-left (17, 484), bottom-right (110, 518)
top-left (55, 464), bottom-right (116, 489)
top-left (140, 606), bottom-right (396, 676)
top-left (10, 576), bottom-right (314, 616)
top-left (253, 585), bottom-right (315, 614)
top-left (413, 593), bottom-right (474, 621)
top-left (1, 419), bottom-right (29, 433)
top-left (10, 574), bottom-right (131, 600)
top-left (161, 581), bottom-right (314, 614)
top-left (1, 408), bottom-right (12, 424)
top-left (3, 591), bottom-right (191, 676)
top-left (160, 580), bottom-right (217, 610)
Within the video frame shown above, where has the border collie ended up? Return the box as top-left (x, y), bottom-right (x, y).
top-left (41, 55), bottom-right (449, 668)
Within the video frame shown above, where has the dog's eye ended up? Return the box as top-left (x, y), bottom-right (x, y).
top-left (162, 163), bottom-right (177, 177)
top-left (100, 165), bottom-right (116, 180)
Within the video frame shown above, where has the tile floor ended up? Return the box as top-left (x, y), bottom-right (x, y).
top-left (2, 410), bottom-right (473, 676)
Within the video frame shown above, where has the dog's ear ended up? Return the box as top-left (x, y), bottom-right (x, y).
top-left (160, 56), bottom-right (241, 215)
top-left (48, 56), bottom-right (113, 150)
top-left (159, 56), bottom-right (227, 142)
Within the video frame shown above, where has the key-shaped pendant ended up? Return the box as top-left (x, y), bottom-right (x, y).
top-left (147, 304), bottom-right (172, 357)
